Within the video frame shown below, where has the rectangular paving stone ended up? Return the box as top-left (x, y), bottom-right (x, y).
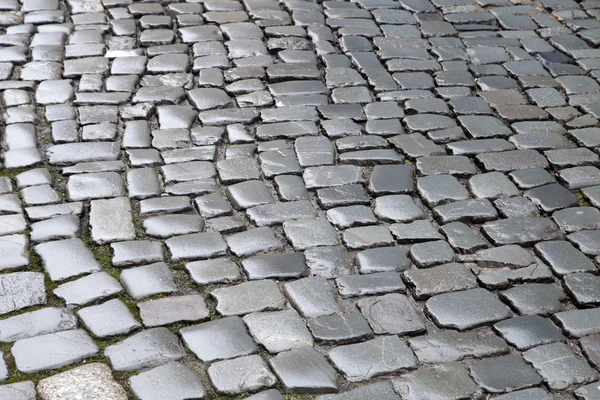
top-left (12, 330), bottom-right (99, 373)
top-left (89, 197), bottom-right (135, 245)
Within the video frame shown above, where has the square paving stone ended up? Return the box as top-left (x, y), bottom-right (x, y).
top-left (404, 262), bottom-right (478, 299)
top-left (568, 230), bottom-right (600, 256)
top-left (553, 308), bottom-right (600, 338)
top-left (534, 240), bottom-right (595, 276)
top-left (342, 225), bottom-right (394, 249)
top-left (138, 294), bottom-right (210, 327)
top-left (416, 155), bottom-right (477, 176)
top-left (336, 271), bottom-right (406, 297)
top-left (314, 382), bottom-right (399, 400)
top-left (35, 238), bottom-right (102, 282)
top-left (227, 180), bottom-right (274, 210)
top-left (242, 252), bottom-right (308, 280)
top-left (0, 234), bottom-right (28, 270)
top-left (37, 363), bottom-right (127, 400)
top-left (393, 362), bottom-right (482, 400)
top-left (368, 164), bottom-right (414, 195)
top-left (468, 172), bottom-right (520, 199)
top-left (308, 313), bottom-right (374, 345)
top-left (284, 277), bottom-right (339, 318)
top-left (212, 279), bottom-right (285, 316)
top-left (500, 283), bottom-right (566, 316)
top-left (564, 273), bottom-right (600, 305)
top-left (374, 195), bottom-right (424, 222)
top-left (326, 205), bottom-right (377, 229)
top-left (525, 183), bottom-right (578, 212)
top-left (493, 315), bottom-right (565, 350)
top-left (433, 198), bottom-right (498, 224)
top-left (328, 335), bottom-right (417, 382)
top-left (303, 165), bottom-right (364, 189)
top-left (417, 175), bottom-right (470, 206)
top-left (476, 150), bottom-right (549, 173)
top-left (12, 329), bottom-right (99, 373)
top-left (494, 197), bottom-right (540, 219)
top-left (247, 200), bottom-right (317, 226)
top-left (357, 293), bottom-right (426, 335)
top-left (409, 330), bottom-right (509, 363)
top-left (143, 215), bottom-right (204, 239)
top-left (110, 240), bottom-right (163, 267)
top-left (77, 298), bottom-right (141, 338)
top-left (120, 262), bottom-right (177, 300)
top-left (129, 361), bottom-right (206, 400)
top-left (0, 307), bottom-right (76, 343)
top-left (523, 342), bottom-right (598, 390)
top-left (553, 206), bottom-right (600, 233)
top-left (180, 316), bottom-right (257, 362)
top-left (226, 227), bottom-right (283, 257)
top-left (283, 218), bottom-right (339, 250)
top-left (247, 389), bottom-right (286, 400)
top-left (243, 309), bottom-right (313, 353)
top-left (208, 355), bottom-right (277, 395)
top-left (66, 172), bottom-right (126, 201)
top-left (470, 354), bottom-right (543, 393)
top-left (482, 217), bottom-right (562, 245)
top-left (269, 347), bottom-right (338, 394)
top-left (217, 157), bottom-right (262, 183)
top-left (409, 240), bottom-right (455, 268)
top-left (0, 381), bottom-right (36, 400)
top-left (426, 288), bottom-right (512, 330)
top-left (581, 334), bottom-right (600, 369)
top-left (105, 328), bottom-right (186, 371)
top-left (390, 220), bottom-right (444, 243)
top-left (492, 388), bottom-right (553, 400)
top-left (89, 197), bottom-right (136, 244)
top-left (53, 272), bottom-right (122, 306)
top-left (575, 383), bottom-right (600, 400)
top-left (166, 232), bottom-right (228, 261)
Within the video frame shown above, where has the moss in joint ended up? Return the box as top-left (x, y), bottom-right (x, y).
top-left (576, 192), bottom-right (590, 207)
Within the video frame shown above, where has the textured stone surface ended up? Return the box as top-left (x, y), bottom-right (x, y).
top-left (38, 363), bottom-right (127, 400)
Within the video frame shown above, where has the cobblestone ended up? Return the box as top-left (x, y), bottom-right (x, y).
top-left (2, 0), bottom-right (600, 397)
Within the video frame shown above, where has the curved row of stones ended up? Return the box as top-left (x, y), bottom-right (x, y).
top-left (1, 0), bottom-right (600, 398)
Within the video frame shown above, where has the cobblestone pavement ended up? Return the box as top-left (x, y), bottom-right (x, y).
top-left (3, 0), bottom-right (600, 399)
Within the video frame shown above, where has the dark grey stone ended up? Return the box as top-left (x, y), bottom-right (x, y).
top-left (405, 263), bottom-right (479, 299)
top-left (554, 308), bottom-right (600, 337)
top-left (409, 330), bottom-right (509, 363)
top-left (426, 288), bottom-right (512, 330)
top-left (482, 218), bottom-right (562, 245)
top-left (393, 363), bottom-right (482, 400)
top-left (180, 316), bottom-right (257, 362)
top-left (269, 347), bottom-right (338, 394)
top-left (500, 283), bottom-right (566, 316)
top-left (213, 280), bottom-right (285, 316)
top-left (470, 354), bottom-right (543, 393)
top-left (494, 315), bottom-right (565, 350)
top-left (358, 293), bottom-right (426, 335)
top-left (328, 336), bottom-right (417, 382)
top-left (523, 342), bottom-right (597, 390)
top-left (336, 272), bottom-right (405, 297)
top-left (308, 313), bottom-right (374, 344)
top-left (535, 240), bottom-right (596, 276)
